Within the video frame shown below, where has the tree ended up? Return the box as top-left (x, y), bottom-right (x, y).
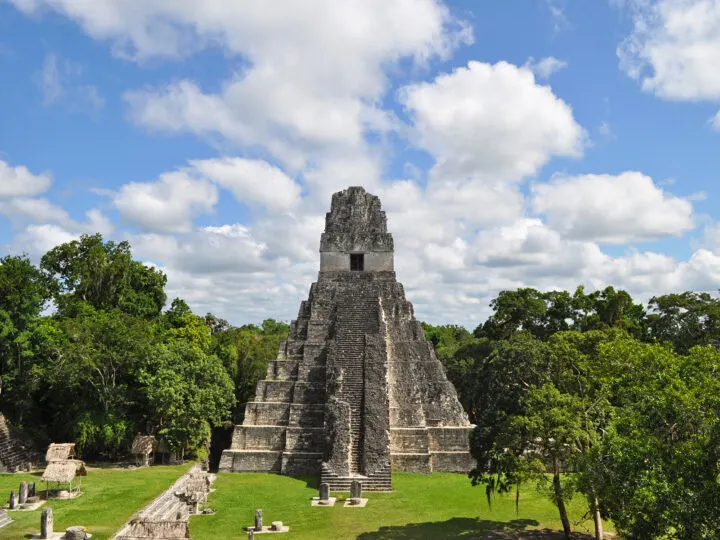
top-left (208, 319), bottom-right (289, 422)
top-left (589, 339), bottom-right (720, 538)
top-left (161, 298), bottom-right (212, 351)
top-left (469, 329), bottom-right (618, 539)
top-left (139, 341), bottom-right (236, 455)
top-left (46, 306), bottom-right (155, 457)
top-left (41, 234), bottom-right (167, 318)
top-left (646, 291), bottom-right (720, 354)
top-left (475, 286), bottom-right (646, 342)
top-left (0, 255), bottom-right (54, 422)
top-left (511, 384), bottom-right (589, 537)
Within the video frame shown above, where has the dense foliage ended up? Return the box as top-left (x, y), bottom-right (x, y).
top-left (2, 236), bottom-right (719, 537)
top-left (0, 236), bottom-right (288, 460)
top-left (426, 286), bottom-right (720, 539)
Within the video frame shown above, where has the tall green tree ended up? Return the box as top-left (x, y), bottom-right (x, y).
top-left (646, 291), bottom-right (720, 354)
top-left (138, 340), bottom-right (235, 455)
top-left (0, 255), bottom-right (54, 423)
top-left (41, 234), bottom-right (167, 318)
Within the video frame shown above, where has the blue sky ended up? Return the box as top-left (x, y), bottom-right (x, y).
top-left (1, 0), bottom-right (720, 328)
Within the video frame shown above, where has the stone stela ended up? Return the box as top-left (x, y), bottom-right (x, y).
top-left (220, 186), bottom-right (475, 491)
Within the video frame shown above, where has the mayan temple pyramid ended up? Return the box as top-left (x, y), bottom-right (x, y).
top-left (219, 186), bottom-right (474, 490)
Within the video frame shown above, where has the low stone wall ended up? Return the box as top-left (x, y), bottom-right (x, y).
top-left (114, 465), bottom-right (214, 540)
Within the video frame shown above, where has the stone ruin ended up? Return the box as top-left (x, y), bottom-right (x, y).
top-left (114, 464), bottom-right (214, 539)
top-left (220, 186), bottom-right (475, 491)
top-left (0, 413), bottom-right (38, 472)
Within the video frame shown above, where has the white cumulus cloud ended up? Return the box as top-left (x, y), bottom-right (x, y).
top-left (191, 158), bottom-right (301, 211)
top-left (398, 61), bottom-right (586, 182)
top-left (618, 0), bottom-right (720, 101)
top-left (113, 172), bottom-right (218, 233)
top-left (0, 160), bottom-right (52, 198)
top-left (532, 172), bottom-right (694, 244)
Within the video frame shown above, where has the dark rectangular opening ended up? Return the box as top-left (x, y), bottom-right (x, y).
top-left (350, 253), bottom-right (364, 271)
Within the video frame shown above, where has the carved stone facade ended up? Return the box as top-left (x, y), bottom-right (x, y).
top-left (220, 186), bottom-right (474, 490)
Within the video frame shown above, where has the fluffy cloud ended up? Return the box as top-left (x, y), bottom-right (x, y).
top-left (0, 197), bottom-right (69, 224)
top-left (107, 0), bottom-right (473, 201)
top-left (0, 195), bottom-right (113, 240)
top-left (398, 61), bottom-right (586, 182)
top-left (190, 158), bottom-right (301, 211)
top-left (532, 172), bottom-right (694, 243)
top-left (6, 1), bottom-right (720, 329)
top-left (0, 160), bottom-right (52, 198)
top-left (9, 0), bottom-right (469, 64)
top-left (11, 224), bottom-right (78, 257)
top-left (113, 172), bottom-right (218, 233)
top-left (618, 0), bottom-right (720, 101)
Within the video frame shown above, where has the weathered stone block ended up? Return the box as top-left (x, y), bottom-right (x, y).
top-left (282, 452), bottom-right (322, 475)
top-left (350, 480), bottom-right (362, 499)
top-left (268, 360), bottom-right (297, 380)
top-left (233, 426), bottom-right (285, 451)
top-left (391, 453), bottom-right (432, 473)
top-left (428, 427), bottom-right (473, 452)
top-left (292, 382), bottom-right (325, 404)
top-left (284, 427), bottom-right (323, 452)
top-left (430, 451), bottom-right (476, 472)
top-left (40, 507), bottom-right (53, 539)
top-left (390, 428), bottom-right (429, 453)
top-left (288, 404), bottom-right (324, 428)
top-left (243, 403), bottom-right (290, 426)
top-left (225, 450), bottom-right (282, 472)
top-left (256, 380), bottom-right (294, 402)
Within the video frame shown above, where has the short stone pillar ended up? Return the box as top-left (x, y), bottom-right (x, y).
top-left (248, 528), bottom-right (255, 540)
top-left (254, 508), bottom-right (263, 531)
top-left (65, 526), bottom-right (87, 540)
top-left (350, 480), bottom-right (362, 499)
top-left (29, 482), bottom-right (36, 497)
top-left (40, 507), bottom-right (53, 539)
top-left (8, 490), bottom-right (16, 510)
top-left (319, 483), bottom-right (330, 502)
top-left (271, 521), bottom-right (284, 531)
top-left (19, 481), bottom-right (28, 504)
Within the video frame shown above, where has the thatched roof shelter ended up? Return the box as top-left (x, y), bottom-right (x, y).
top-left (45, 442), bottom-right (76, 463)
top-left (41, 459), bottom-right (87, 484)
top-left (131, 435), bottom-right (156, 456)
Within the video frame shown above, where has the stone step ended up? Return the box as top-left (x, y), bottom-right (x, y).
top-left (0, 510), bottom-right (12, 529)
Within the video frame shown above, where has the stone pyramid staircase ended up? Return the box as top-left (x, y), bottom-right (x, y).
top-left (320, 281), bottom-right (392, 491)
top-left (0, 413), bottom-right (37, 472)
top-left (219, 282), bottom-right (330, 476)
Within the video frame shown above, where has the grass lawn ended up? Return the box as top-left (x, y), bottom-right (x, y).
top-left (0, 464), bottom-right (190, 539)
top-left (191, 473), bottom-right (612, 539)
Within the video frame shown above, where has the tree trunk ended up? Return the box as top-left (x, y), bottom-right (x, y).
top-left (589, 485), bottom-right (604, 540)
top-left (553, 457), bottom-right (572, 539)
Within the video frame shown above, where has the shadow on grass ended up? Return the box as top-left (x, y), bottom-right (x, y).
top-left (299, 475), bottom-right (319, 490)
top-left (356, 517), bottom-right (594, 539)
